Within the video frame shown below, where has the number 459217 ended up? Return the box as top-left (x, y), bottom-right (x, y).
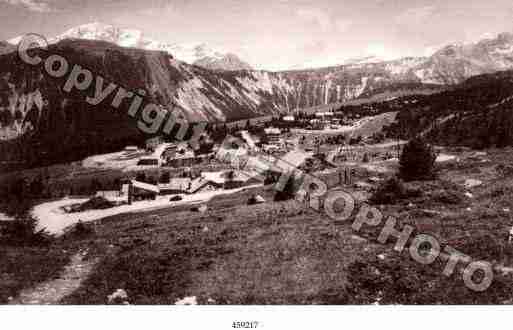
top-left (232, 321), bottom-right (259, 328)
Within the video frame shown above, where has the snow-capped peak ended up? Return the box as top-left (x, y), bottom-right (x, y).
top-left (51, 22), bottom-right (144, 48)
top-left (6, 22), bottom-right (253, 70)
top-left (53, 22), bottom-right (252, 70)
top-left (148, 42), bottom-right (227, 64)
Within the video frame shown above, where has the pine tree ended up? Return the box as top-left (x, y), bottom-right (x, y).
top-left (399, 137), bottom-right (437, 181)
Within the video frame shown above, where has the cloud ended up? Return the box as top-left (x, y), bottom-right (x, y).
top-left (296, 7), bottom-right (331, 32)
top-left (395, 5), bottom-right (436, 26)
top-left (296, 7), bottom-right (352, 33)
top-left (1, 0), bottom-right (54, 12)
top-left (139, 1), bottom-right (179, 16)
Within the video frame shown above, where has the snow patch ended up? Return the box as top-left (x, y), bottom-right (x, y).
top-left (31, 185), bottom-right (262, 235)
top-left (0, 212), bottom-right (14, 221)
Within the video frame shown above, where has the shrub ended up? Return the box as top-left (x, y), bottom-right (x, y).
top-left (73, 196), bottom-right (115, 212)
top-left (399, 137), bottom-right (436, 181)
top-left (0, 217), bottom-right (52, 246)
top-left (349, 136), bottom-right (362, 145)
top-left (370, 177), bottom-right (406, 204)
top-left (274, 175), bottom-right (296, 202)
top-left (433, 189), bottom-right (464, 204)
top-left (65, 220), bottom-right (94, 238)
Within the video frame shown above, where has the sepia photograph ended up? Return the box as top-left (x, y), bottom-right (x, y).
top-left (1, 0), bottom-right (513, 328)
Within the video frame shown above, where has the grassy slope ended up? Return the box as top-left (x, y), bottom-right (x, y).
top-left (5, 147), bottom-right (513, 304)
top-left (0, 246), bottom-right (72, 304)
top-left (62, 194), bottom-right (381, 304)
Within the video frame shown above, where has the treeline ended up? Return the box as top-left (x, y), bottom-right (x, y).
top-left (339, 70), bottom-right (513, 148)
top-left (0, 172), bottom-right (125, 204)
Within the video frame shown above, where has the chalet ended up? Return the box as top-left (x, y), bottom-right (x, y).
top-left (161, 145), bottom-right (178, 160)
top-left (145, 137), bottom-right (165, 151)
top-left (158, 178), bottom-right (192, 195)
top-left (275, 150), bottom-right (314, 173)
top-left (274, 149), bottom-right (336, 174)
top-left (136, 158), bottom-right (160, 166)
top-left (95, 190), bottom-right (127, 202)
top-left (315, 112), bottom-right (334, 118)
top-left (240, 130), bottom-right (258, 151)
top-left (188, 177), bottom-right (223, 194)
top-left (262, 144), bottom-right (281, 153)
top-left (164, 143), bottom-right (197, 167)
top-left (188, 170), bottom-right (262, 194)
top-left (264, 127), bottom-right (282, 146)
top-left (166, 154), bottom-right (197, 167)
top-left (130, 180), bottom-right (159, 201)
top-left (124, 146), bottom-right (138, 153)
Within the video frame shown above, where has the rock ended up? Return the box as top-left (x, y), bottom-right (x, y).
top-left (354, 181), bottom-right (373, 190)
top-left (435, 190), bottom-right (464, 204)
top-left (175, 296), bottom-right (197, 305)
top-left (107, 289), bottom-right (128, 304)
top-left (436, 154), bottom-right (458, 163)
top-left (464, 179), bottom-right (482, 189)
top-left (247, 194), bottom-right (266, 205)
top-left (351, 234), bottom-right (367, 243)
top-left (191, 205), bottom-right (208, 213)
top-left (464, 192), bottom-right (474, 198)
top-left (202, 226), bottom-right (209, 233)
top-left (378, 254), bottom-right (386, 260)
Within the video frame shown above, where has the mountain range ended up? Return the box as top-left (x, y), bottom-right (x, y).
top-left (2, 24), bottom-right (513, 168)
top-left (7, 22), bottom-right (253, 72)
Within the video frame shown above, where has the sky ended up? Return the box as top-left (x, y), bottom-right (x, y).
top-left (1, 0), bottom-right (513, 70)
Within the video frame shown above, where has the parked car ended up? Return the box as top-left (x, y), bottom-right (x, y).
top-left (169, 195), bottom-right (183, 202)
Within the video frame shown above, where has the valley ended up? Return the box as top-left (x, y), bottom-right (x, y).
top-left (2, 20), bottom-right (513, 308)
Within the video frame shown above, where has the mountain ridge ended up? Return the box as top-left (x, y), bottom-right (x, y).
top-left (7, 22), bottom-right (254, 72)
top-left (2, 28), bottom-right (513, 169)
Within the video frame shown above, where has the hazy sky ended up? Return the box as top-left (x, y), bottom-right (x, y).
top-left (1, 0), bottom-right (513, 70)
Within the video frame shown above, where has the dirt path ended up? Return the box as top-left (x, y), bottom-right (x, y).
top-left (9, 251), bottom-right (97, 305)
top-left (32, 184), bottom-right (262, 235)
